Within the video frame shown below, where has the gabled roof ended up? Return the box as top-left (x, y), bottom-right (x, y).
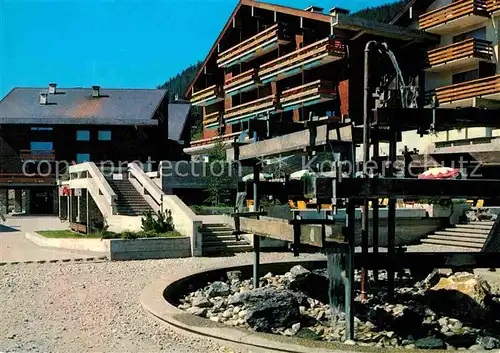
top-left (184, 0), bottom-right (332, 98)
top-left (168, 103), bottom-right (191, 141)
top-left (0, 87), bottom-right (167, 125)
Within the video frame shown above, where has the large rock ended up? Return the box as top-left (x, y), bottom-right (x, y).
top-left (428, 273), bottom-right (491, 322)
top-left (284, 266), bottom-right (330, 304)
top-left (206, 281), bottom-right (231, 297)
top-left (477, 336), bottom-right (500, 350)
top-left (415, 337), bottom-right (446, 350)
top-left (230, 288), bottom-right (300, 332)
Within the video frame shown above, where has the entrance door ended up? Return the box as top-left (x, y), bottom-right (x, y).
top-left (31, 188), bottom-right (55, 214)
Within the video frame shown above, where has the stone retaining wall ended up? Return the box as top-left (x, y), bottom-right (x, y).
top-left (26, 232), bottom-right (191, 260)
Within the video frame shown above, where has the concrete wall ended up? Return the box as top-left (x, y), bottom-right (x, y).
top-left (26, 232), bottom-right (109, 253)
top-left (107, 215), bottom-right (143, 233)
top-left (109, 236), bottom-right (191, 260)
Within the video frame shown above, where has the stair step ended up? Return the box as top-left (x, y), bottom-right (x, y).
top-left (202, 244), bottom-right (253, 255)
top-left (456, 224), bottom-right (493, 230)
top-left (421, 238), bottom-right (483, 249)
top-left (442, 227), bottom-right (490, 234)
top-left (434, 231), bottom-right (488, 239)
top-left (202, 234), bottom-right (237, 240)
top-left (468, 221), bottom-right (495, 226)
top-left (202, 240), bottom-right (247, 246)
top-left (200, 230), bottom-right (234, 235)
top-left (427, 235), bottom-right (486, 244)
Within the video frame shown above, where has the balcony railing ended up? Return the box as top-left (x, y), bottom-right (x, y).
top-left (190, 131), bottom-right (247, 147)
top-left (419, 0), bottom-right (489, 32)
top-left (487, 0), bottom-right (499, 12)
top-left (435, 74), bottom-right (500, 106)
top-left (224, 69), bottom-right (260, 97)
top-left (190, 85), bottom-right (224, 107)
top-left (427, 38), bottom-right (493, 68)
top-left (224, 95), bottom-right (276, 125)
top-left (20, 149), bottom-right (56, 161)
top-left (203, 111), bottom-right (222, 129)
top-left (259, 38), bottom-right (345, 84)
top-left (217, 24), bottom-right (291, 68)
top-left (279, 80), bottom-right (337, 112)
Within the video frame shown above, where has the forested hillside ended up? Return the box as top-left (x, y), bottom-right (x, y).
top-left (351, 0), bottom-right (407, 23)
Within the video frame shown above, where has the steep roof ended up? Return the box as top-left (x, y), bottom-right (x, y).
top-left (168, 103), bottom-right (191, 141)
top-left (184, 0), bottom-right (332, 98)
top-left (0, 87), bottom-right (167, 125)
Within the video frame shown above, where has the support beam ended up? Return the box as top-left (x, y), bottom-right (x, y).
top-left (253, 163), bottom-right (261, 289)
top-left (344, 199), bottom-right (355, 341)
top-left (372, 141), bottom-right (380, 283)
top-left (387, 133), bottom-right (397, 299)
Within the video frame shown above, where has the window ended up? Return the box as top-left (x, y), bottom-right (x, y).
top-left (98, 130), bottom-right (112, 141)
top-left (30, 141), bottom-right (53, 153)
top-left (453, 27), bottom-right (486, 43)
top-left (452, 69), bottom-right (479, 84)
top-left (76, 130), bottom-right (90, 141)
top-left (31, 127), bottom-right (53, 131)
top-left (76, 153), bottom-right (90, 163)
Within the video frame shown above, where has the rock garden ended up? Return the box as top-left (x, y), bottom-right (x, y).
top-left (177, 265), bottom-right (500, 350)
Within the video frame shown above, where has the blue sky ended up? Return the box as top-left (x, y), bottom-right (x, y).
top-left (0, 0), bottom-right (390, 99)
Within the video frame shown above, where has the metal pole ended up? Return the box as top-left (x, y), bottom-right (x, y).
top-left (372, 140), bottom-right (380, 283)
top-left (345, 199), bottom-right (355, 340)
top-left (361, 40), bottom-right (379, 300)
top-left (387, 132), bottom-right (397, 299)
top-left (253, 163), bottom-right (261, 289)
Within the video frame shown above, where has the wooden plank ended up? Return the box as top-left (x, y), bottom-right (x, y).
top-left (239, 216), bottom-right (345, 246)
top-left (218, 24), bottom-right (278, 61)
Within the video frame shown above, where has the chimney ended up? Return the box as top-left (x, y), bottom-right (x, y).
top-left (329, 7), bottom-right (350, 17)
top-left (304, 5), bottom-right (324, 13)
top-left (40, 93), bottom-right (48, 105)
top-left (48, 83), bottom-right (57, 94)
top-left (92, 85), bottom-right (100, 98)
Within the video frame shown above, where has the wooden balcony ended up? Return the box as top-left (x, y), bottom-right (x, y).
top-left (435, 74), bottom-right (500, 108)
top-left (426, 38), bottom-right (493, 72)
top-left (190, 85), bottom-right (224, 107)
top-left (0, 173), bottom-right (55, 186)
top-left (259, 38), bottom-right (345, 84)
top-left (190, 131), bottom-right (248, 148)
top-left (217, 24), bottom-right (291, 69)
top-left (20, 149), bottom-right (56, 161)
top-left (487, 0), bottom-right (500, 13)
top-left (224, 95), bottom-right (276, 125)
top-left (224, 69), bottom-right (261, 97)
top-left (278, 80), bottom-right (337, 112)
top-left (419, 0), bottom-right (489, 34)
top-left (203, 111), bottom-right (222, 129)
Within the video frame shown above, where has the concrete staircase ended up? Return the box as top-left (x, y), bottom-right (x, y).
top-left (200, 224), bottom-right (252, 256)
top-left (421, 221), bottom-right (495, 250)
top-left (107, 179), bottom-right (152, 216)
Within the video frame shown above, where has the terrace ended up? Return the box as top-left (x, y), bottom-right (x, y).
top-left (258, 37), bottom-right (345, 84)
top-left (19, 149), bottom-right (56, 161)
top-left (224, 69), bottom-right (261, 97)
top-left (435, 74), bottom-right (500, 108)
top-left (418, 0), bottom-right (490, 35)
top-left (278, 80), bottom-right (337, 112)
top-left (426, 38), bottom-right (494, 73)
top-left (487, 0), bottom-right (499, 13)
top-left (190, 85), bottom-right (224, 107)
top-left (224, 95), bottom-right (276, 125)
top-left (217, 24), bottom-right (291, 69)
top-left (202, 111), bottom-right (222, 130)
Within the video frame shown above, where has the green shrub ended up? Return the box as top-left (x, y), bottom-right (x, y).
top-left (141, 210), bottom-right (175, 233)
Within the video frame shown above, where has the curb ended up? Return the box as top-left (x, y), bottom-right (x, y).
top-left (0, 256), bottom-right (108, 266)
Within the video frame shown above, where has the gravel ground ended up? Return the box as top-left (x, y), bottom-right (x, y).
top-left (0, 252), bottom-right (324, 353)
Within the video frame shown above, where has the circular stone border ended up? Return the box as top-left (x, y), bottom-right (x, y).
top-left (140, 259), bottom-right (449, 353)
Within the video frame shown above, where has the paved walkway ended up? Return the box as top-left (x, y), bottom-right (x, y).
top-left (0, 216), bottom-right (102, 263)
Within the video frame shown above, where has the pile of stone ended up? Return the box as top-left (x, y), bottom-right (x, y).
top-left (178, 266), bottom-right (500, 350)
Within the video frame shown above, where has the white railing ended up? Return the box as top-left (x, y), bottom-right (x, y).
top-left (128, 162), bottom-right (164, 212)
top-left (68, 162), bottom-right (117, 217)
